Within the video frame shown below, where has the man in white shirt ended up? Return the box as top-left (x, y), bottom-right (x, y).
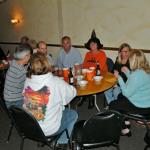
top-left (56, 36), bottom-right (83, 68)
top-left (23, 53), bottom-right (78, 149)
top-left (37, 41), bottom-right (54, 66)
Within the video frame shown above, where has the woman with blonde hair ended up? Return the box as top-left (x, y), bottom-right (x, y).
top-left (23, 53), bottom-right (78, 149)
top-left (114, 43), bottom-right (131, 81)
top-left (110, 50), bottom-right (150, 136)
top-left (105, 43), bottom-right (132, 104)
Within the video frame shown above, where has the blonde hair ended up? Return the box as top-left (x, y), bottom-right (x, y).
top-left (27, 53), bottom-right (50, 78)
top-left (117, 43), bottom-right (131, 63)
top-left (129, 50), bottom-right (150, 73)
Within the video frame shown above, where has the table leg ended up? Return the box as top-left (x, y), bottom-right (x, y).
top-left (93, 94), bottom-right (100, 112)
top-left (75, 97), bottom-right (82, 110)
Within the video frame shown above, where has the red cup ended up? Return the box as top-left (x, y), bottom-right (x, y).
top-left (89, 67), bottom-right (96, 76)
top-left (86, 70), bottom-right (94, 81)
top-left (63, 68), bottom-right (69, 78)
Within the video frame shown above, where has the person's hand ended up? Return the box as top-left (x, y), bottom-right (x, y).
top-left (113, 84), bottom-right (118, 88)
top-left (114, 70), bottom-right (119, 79)
top-left (121, 66), bottom-right (129, 73)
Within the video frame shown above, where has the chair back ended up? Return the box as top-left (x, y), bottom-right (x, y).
top-left (9, 106), bottom-right (48, 144)
top-left (107, 57), bottom-right (114, 73)
top-left (0, 97), bottom-right (11, 118)
top-left (81, 110), bottom-right (122, 144)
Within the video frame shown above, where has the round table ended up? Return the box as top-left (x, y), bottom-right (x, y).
top-left (76, 72), bottom-right (117, 96)
top-left (75, 72), bottom-right (117, 111)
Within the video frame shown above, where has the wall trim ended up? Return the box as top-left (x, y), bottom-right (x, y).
top-left (0, 42), bottom-right (150, 53)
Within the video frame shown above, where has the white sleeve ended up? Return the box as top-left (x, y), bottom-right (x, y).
top-left (58, 79), bottom-right (77, 105)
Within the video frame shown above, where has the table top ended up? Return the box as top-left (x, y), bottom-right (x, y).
top-left (76, 72), bottom-right (117, 96)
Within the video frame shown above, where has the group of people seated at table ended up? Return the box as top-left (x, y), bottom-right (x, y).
top-left (2, 34), bottom-right (150, 149)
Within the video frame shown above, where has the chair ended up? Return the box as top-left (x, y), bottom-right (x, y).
top-left (9, 106), bottom-right (71, 150)
top-left (72, 110), bottom-right (122, 150)
top-left (0, 97), bottom-right (14, 143)
top-left (122, 113), bottom-right (150, 150)
top-left (107, 57), bottom-right (114, 73)
top-left (123, 113), bottom-right (150, 133)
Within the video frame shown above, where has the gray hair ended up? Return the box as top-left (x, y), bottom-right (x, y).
top-left (14, 45), bottom-right (31, 60)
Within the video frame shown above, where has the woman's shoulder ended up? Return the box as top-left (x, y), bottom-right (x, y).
top-left (94, 50), bottom-right (106, 60)
top-left (85, 51), bottom-right (91, 55)
top-left (98, 49), bottom-right (106, 55)
top-left (52, 75), bottom-right (67, 85)
top-left (84, 51), bottom-right (92, 58)
top-left (132, 69), bottom-right (148, 77)
top-left (25, 74), bottom-right (67, 88)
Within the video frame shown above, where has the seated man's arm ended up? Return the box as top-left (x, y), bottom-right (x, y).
top-left (75, 49), bottom-right (83, 65)
top-left (55, 51), bottom-right (63, 68)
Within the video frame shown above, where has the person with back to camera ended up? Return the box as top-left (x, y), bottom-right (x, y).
top-left (4, 45), bottom-right (31, 108)
top-left (23, 53), bottom-right (78, 150)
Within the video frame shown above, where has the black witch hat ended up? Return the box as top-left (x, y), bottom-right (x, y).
top-left (85, 29), bottom-right (103, 50)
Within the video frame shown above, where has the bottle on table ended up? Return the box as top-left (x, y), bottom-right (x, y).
top-left (69, 67), bottom-right (74, 85)
top-left (96, 62), bottom-right (101, 76)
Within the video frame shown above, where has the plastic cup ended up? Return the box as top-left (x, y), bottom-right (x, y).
top-left (82, 69), bottom-right (88, 78)
top-left (74, 63), bottom-right (80, 70)
top-left (86, 70), bottom-right (94, 81)
top-left (74, 63), bottom-right (81, 76)
top-left (63, 68), bottom-right (69, 78)
top-left (89, 67), bottom-right (96, 76)
top-left (76, 75), bottom-right (84, 84)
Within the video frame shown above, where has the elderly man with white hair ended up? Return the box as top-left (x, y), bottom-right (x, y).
top-left (4, 45), bottom-right (31, 108)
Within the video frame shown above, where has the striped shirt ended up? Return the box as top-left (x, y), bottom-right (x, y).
top-left (4, 60), bottom-right (27, 102)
